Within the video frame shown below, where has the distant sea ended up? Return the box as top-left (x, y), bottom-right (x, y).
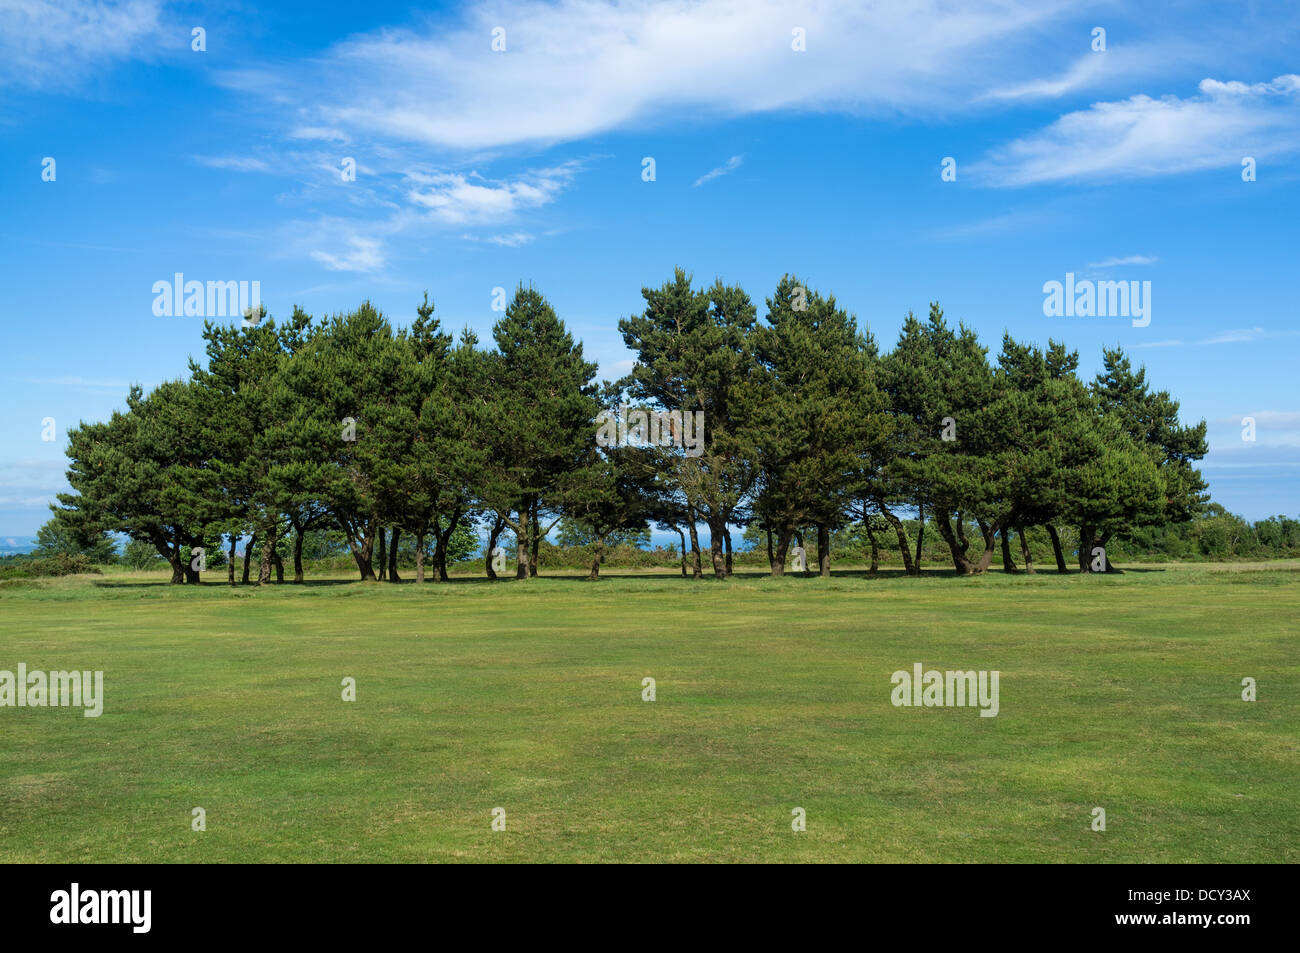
top-left (0, 537), bottom-right (38, 556)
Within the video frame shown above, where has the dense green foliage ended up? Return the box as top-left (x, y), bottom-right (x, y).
top-left (50, 273), bottom-right (1229, 583)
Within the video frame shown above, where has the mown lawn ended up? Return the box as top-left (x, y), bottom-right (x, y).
top-left (1, 562), bottom-right (1296, 862)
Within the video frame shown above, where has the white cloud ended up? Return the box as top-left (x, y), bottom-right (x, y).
top-left (311, 236), bottom-right (386, 272)
top-left (406, 162), bottom-right (580, 225)
top-left (1088, 254), bottom-right (1158, 268)
top-left (694, 155), bottom-right (743, 187)
top-left (225, 0), bottom-right (1080, 152)
top-left (973, 74), bottom-right (1300, 185)
top-left (194, 155), bottom-right (273, 173)
top-left (0, 0), bottom-right (163, 88)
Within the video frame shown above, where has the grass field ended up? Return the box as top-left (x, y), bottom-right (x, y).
top-left (1, 562), bottom-right (1296, 863)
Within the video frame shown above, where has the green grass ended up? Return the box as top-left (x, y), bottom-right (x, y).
top-left (1, 562), bottom-right (1297, 863)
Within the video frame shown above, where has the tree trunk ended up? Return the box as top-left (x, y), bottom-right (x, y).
top-left (376, 528), bottom-right (387, 581)
top-left (771, 527), bottom-right (792, 576)
top-left (183, 536), bottom-right (200, 584)
top-left (588, 532), bottom-right (605, 580)
top-left (676, 526), bottom-right (687, 577)
top-left (486, 515), bottom-right (504, 579)
top-left (816, 522), bottom-right (831, 577)
top-left (242, 533), bottom-right (255, 584)
top-left (708, 517), bottom-right (727, 577)
top-left (686, 516), bottom-right (703, 580)
top-left (1098, 531), bottom-right (1119, 572)
top-left (1046, 524), bottom-right (1069, 573)
top-left (1000, 524), bottom-right (1019, 573)
top-left (227, 534), bottom-right (237, 586)
top-left (346, 521), bottom-right (377, 580)
top-left (415, 531), bottom-right (427, 583)
top-left (724, 525), bottom-right (733, 575)
top-left (880, 504), bottom-right (917, 575)
top-left (292, 526), bottom-right (304, 583)
top-left (272, 546), bottom-right (284, 583)
top-left (1078, 525), bottom-right (1095, 573)
top-left (529, 501), bottom-right (540, 577)
top-left (864, 518), bottom-right (880, 573)
top-left (765, 527), bottom-right (774, 571)
top-left (1018, 524), bottom-right (1035, 574)
top-left (515, 503), bottom-right (531, 579)
top-left (914, 503), bottom-right (925, 570)
top-left (388, 527), bottom-right (401, 582)
top-left (258, 519), bottom-right (278, 585)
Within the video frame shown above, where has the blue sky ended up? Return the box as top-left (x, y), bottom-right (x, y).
top-left (2, 0), bottom-right (1299, 536)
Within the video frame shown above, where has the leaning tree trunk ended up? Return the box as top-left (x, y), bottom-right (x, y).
top-left (1045, 524), bottom-right (1069, 573)
top-left (388, 527), bottom-right (401, 582)
top-left (686, 516), bottom-right (703, 580)
top-left (1018, 524), bottom-right (1035, 574)
top-left (914, 503), bottom-right (925, 571)
top-left (879, 504), bottom-right (917, 576)
top-left (515, 504), bottom-right (531, 579)
top-left (485, 515), bottom-right (504, 579)
top-left (816, 522), bottom-right (831, 577)
top-left (227, 534), bottom-right (237, 586)
top-left (1000, 525), bottom-right (1019, 573)
top-left (864, 518), bottom-right (880, 574)
top-left (676, 526), bottom-right (688, 577)
top-left (242, 533), bottom-right (256, 584)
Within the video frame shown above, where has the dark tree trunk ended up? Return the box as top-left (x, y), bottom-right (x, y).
top-left (687, 515), bottom-right (703, 579)
top-left (415, 531), bottom-right (427, 583)
top-left (1000, 525), bottom-right (1019, 573)
top-left (708, 517), bottom-right (728, 577)
top-left (914, 503), bottom-right (925, 570)
top-left (227, 534), bottom-right (237, 586)
top-left (724, 525), bottom-right (733, 575)
top-left (292, 525), bottom-right (304, 583)
top-left (816, 522), bottom-right (831, 577)
top-left (588, 532), bottom-right (605, 580)
top-left (486, 514), bottom-right (505, 579)
top-left (346, 521), bottom-right (377, 580)
top-left (676, 526), bottom-right (688, 577)
top-left (257, 520), bottom-right (278, 585)
top-left (1018, 524), bottom-right (1035, 574)
top-left (515, 503), bottom-right (531, 579)
top-left (1078, 525), bottom-right (1096, 573)
top-left (242, 533), bottom-right (256, 584)
top-left (388, 527), bottom-right (401, 582)
top-left (376, 528), bottom-right (387, 581)
top-left (765, 527), bottom-right (774, 571)
top-left (880, 504), bottom-right (917, 575)
top-left (864, 517), bottom-right (880, 574)
top-left (529, 501), bottom-right (540, 577)
top-left (1046, 524), bottom-right (1069, 573)
top-left (272, 545), bottom-right (284, 583)
top-left (771, 527), bottom-right (792, 576)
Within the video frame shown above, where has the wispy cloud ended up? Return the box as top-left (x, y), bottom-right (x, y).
top-left (218, 0), bottom-right (1087, 152)
top-left (694, 155), bottom-right (743, 187)
top-left (406, 162), bottom-right (581, 225)
top-left (0, 0), bottom-right (164, 89)
top-left (1088, 254), bottom-right (1158, 268)
top-left (194, 155), bottom-right (273, 173)
top-left (310, 236), bottom-right (386, 273)
top-left (973, 74), bottom-right (1300, 186)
